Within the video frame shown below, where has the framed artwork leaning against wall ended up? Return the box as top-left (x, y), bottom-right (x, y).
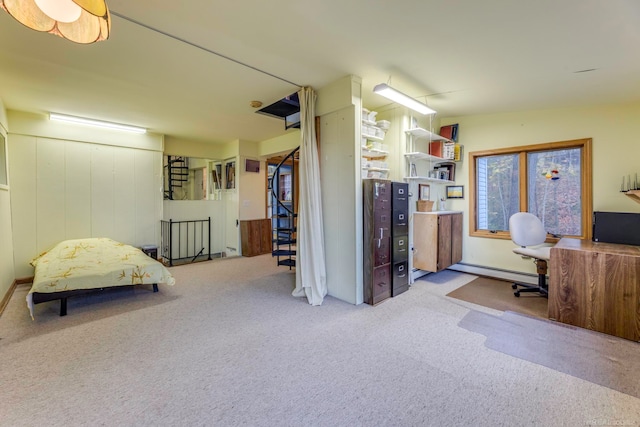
top-left (419, 183), bottom-right (430, 200)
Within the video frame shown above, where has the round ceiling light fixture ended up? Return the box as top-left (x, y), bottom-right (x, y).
top-left (0, 0), bottom-right (110, 44)
top-left (250, 101), bottom-right (263, 108)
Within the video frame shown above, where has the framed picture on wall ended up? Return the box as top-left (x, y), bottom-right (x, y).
top-left (245, 158), bottom-right (260, 173)
top-left (419, 183), bottom-right (430, 200)
top-left (446, 185), bottom-right (464, 199)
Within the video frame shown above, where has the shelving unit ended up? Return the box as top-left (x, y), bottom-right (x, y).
top-left (362, 147), bottom-right (389, 158)
top-left (361, 110), bottom-right (389, 179)
top-left (404, 127), bottom-right (455, 183)
top-left (406, 127), bottom-right (450, 142)
top-left (624, 190), bottom-right (640, 204)
top-left (362, 133), bottom-right (384, 142)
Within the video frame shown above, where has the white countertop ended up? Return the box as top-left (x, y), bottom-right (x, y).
top-left (414, 210), bottom-right (463, 215)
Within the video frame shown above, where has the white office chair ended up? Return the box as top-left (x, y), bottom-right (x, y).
top-left (509, 212), bottom-right (553, 297)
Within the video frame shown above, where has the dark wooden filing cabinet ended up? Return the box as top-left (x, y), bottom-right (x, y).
top-left (363, 179), bottom-right (391, 305)
top-left (391, 182), bottom-right (409, 296)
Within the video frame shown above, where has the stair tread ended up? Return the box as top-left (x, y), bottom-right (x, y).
top-left (278, 259), bottom-right (296, 267)
top-left (273, 249), bottom-right (296, 256)
top-left (275, 239), bottom-right (296, 245)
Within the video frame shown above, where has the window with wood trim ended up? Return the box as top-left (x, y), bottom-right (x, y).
top-left (469, 138), bottom-right (592, 241)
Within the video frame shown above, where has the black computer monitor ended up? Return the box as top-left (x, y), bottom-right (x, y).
top-left (592, 211), bottom-right (640, 246)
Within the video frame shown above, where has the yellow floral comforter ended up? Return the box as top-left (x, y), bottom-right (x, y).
top-left (27, 238), bottom-right (175, 317)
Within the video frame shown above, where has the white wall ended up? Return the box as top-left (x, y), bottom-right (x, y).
top-left (317, 75), bottom-right (363, 304)
top-left (0, 98), bottom-right (15, 299)
top-left (238, 140), bottom-right (267, 222)
top-left (163, 137), bottom-right (274, 257)
top-left (238, 157), bottom-right (267, 221)
top-left (440, 102), bottom-right (640, 276)
top-left (257, 130), bottom-right (300, 157)
top-left (224, 184), bottom-right (239, 256)
top-left (8, 111), bottom-right (164, 278)
top-left (162, 200), bottom-right (226, 258)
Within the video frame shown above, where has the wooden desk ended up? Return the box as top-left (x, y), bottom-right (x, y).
top-left (549, 237), bottom-right (640, 341)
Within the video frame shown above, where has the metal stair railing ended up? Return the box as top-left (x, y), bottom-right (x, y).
top-left (269, 146), bottom-right (299, 269)
top-left (164, 156), bottom-right (189, 200)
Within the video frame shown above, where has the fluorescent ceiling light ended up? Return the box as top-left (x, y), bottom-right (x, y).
top-left (50, 113), bottom-right (147, 134)
top-left (373, 83), bottom-right (436, 115)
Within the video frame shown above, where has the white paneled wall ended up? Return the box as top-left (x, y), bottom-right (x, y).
top-left (320, 105), bottom-right (361, 304)
top-left (90, 144), bottom-right (116, 238)
top-left (65, 141), bottom-right (91, 238)
top-left (10, 136), bottom-right (163, 277)
top-left (10, 135), bottom-right (37, 275)
top-left (135, 149), bottom-right (163, 245)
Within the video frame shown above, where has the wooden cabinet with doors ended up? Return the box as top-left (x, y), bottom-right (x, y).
top-left (240, 219), bottom-right (272, 257)
top-left (413, 211), bottom-right (462, 272)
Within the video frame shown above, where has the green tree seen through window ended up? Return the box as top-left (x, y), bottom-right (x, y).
top-left (470, 139), bottom-right (592, 240)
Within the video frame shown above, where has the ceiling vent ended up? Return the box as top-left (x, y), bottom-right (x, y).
top-left (256, 92), bottom-right (300, 129)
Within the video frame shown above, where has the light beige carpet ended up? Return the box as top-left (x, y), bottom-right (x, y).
top-left (445, 276), bottom-right (548, 319)
top-left (2, 261), bottom-right (640, 426)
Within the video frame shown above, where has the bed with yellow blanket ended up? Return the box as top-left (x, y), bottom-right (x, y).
top-left (28, 238), bottom-right (175, 317)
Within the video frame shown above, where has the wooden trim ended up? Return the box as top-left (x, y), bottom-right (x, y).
top-left (519, 152), bottom-right (527, 212)
top-left (582, 138), bottom-right (593, 240)
top-left (0, 281), bottom-right (17, 316)
top-left (468, 148), bottom-right (477, 239)
top-left (469, 138), bottom-right (593, 240)
top-left (469, 138), bottom-right (592, 157)
top-left (1, 279), bottom-right (26, 316)
top-left (15, 276), bottom-right (34, 285)
top-left (1, 277), bottom-right (34, 316)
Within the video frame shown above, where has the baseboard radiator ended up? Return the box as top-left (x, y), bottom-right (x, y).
top-left (412, 262), bottom-right (539, 285)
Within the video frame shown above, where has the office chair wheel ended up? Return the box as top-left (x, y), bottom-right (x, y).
top-left (512, 284), bottom-right (517, 289)
top-left (514, 291), bottom-right (520, 297)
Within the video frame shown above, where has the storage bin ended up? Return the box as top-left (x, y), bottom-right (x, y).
top-left (376, 120), bottom-right (390, 130)
top-left (417, 200), bottom-right (434, 212)
top-left (141, 245), bottom-right (158, 259)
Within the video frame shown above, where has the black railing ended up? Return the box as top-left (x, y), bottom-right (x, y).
top-left (164, 156), bottom-right (189, 200)
top-left (161, 217), bottom-right (212, 266)
top-left (269, 146), bottom-right (299, 269)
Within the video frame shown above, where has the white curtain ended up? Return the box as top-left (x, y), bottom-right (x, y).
top-left (292, 87), bottom-right (327, 305)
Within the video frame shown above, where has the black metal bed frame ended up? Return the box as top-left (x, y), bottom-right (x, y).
top-left (161, 217), bottom-right (212, 266)
top-left (32, 284), bottom-right (159, 316)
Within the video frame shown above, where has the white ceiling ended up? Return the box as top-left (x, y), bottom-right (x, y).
top-left (0, 0), bottom-right (638, 145)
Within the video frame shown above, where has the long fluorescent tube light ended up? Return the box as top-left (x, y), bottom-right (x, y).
top-left (373, 83), bottom-right (436, 115)
top-left (49, 113), bottom-right (147, 134)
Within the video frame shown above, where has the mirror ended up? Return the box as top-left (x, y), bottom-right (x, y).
top-left (163, 155), bottom-right (228, 200)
